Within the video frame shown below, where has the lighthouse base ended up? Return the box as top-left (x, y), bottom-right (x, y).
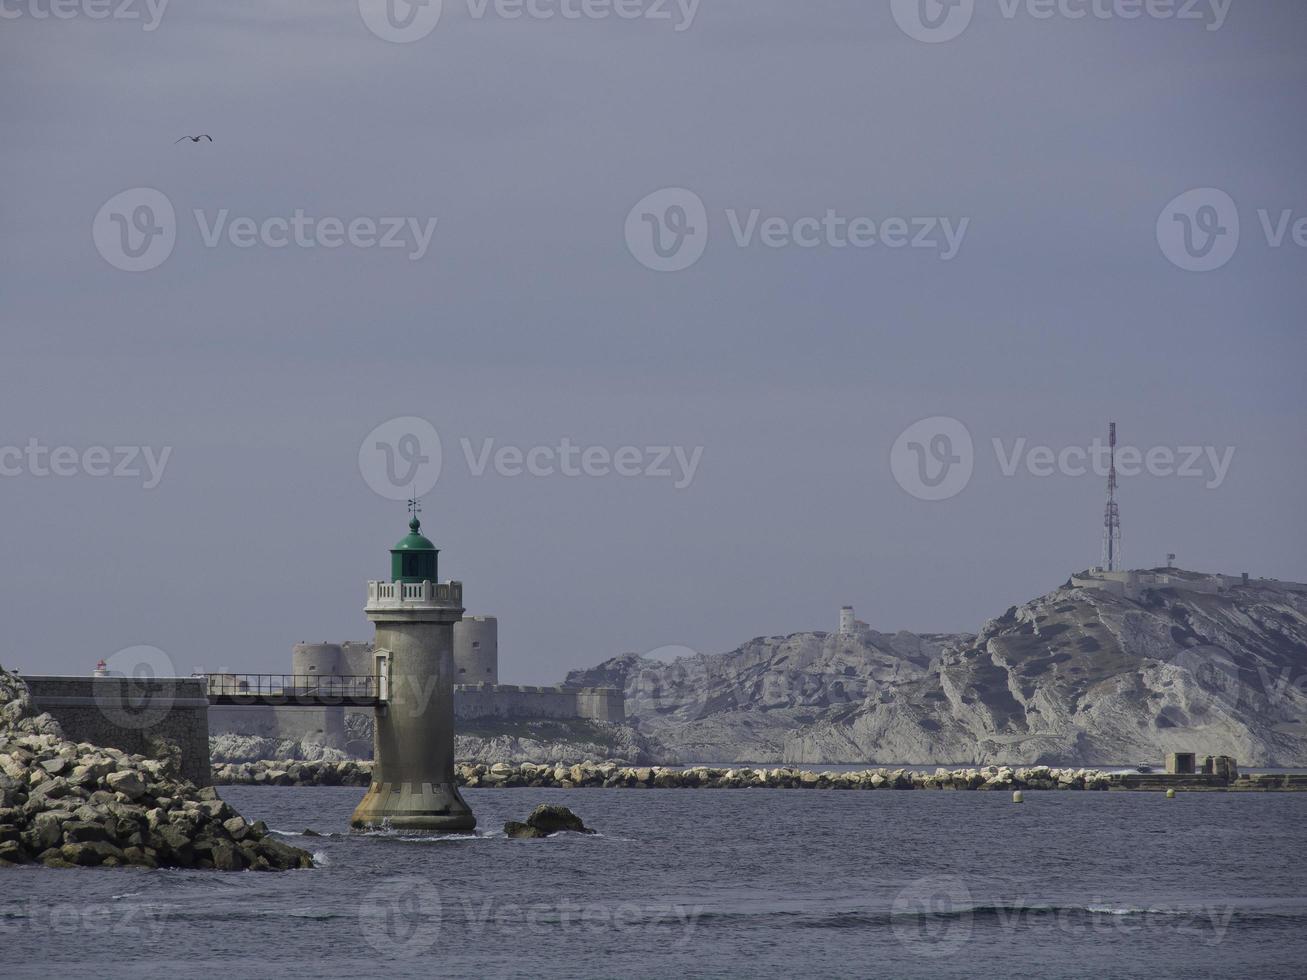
top-left (349, 780), bottom-right (477, 833)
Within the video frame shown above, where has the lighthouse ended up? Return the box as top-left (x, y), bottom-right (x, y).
top-left (349, 507), bottom-right (476, 832)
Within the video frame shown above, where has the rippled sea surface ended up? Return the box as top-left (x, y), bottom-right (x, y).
top-left (6, 787), bottom-right (1306, 979)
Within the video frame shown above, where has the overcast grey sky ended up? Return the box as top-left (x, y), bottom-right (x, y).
top-left (2, 0), bottom-right (1304, 683)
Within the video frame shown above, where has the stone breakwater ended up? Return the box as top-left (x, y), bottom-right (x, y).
top-left (213, 759), bottom-right (1307, 791)
top-left (0, 667), bottom-right (313, 871)
top-left (457, 763), bottom-right (1126, 790)
top-left (214, 759), bottom-right (1116, 790)
top-left (214, 759), bottom-right (373, 787)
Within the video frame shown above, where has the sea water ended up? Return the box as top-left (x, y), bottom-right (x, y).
top-left (4, 787), bottom-right (1305, 978)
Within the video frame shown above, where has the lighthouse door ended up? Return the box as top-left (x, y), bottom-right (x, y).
top-left (374, 651), bottom-right (391, 703)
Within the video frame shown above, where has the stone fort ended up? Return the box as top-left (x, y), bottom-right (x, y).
top-left (208, 614), bottom-right (625, 753)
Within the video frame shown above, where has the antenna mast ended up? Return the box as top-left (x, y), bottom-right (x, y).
top-left (1102, 422), bottom-right (1122, 571)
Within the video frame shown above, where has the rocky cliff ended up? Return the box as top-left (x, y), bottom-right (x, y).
top-left (564, 628), bottom-right (965, 764)
top-left (566, 571), bottom-right (1307, 767)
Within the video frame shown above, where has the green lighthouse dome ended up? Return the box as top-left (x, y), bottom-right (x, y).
top-left (391, 517), bottom-right (439, 583)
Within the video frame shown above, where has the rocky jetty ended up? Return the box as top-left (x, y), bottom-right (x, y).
top-left (0, 666), bottom-right (313, 871)
top-left (455, 720), bottom-right (661, 766)
top-left (213, 758), bottom-right (373, 786)
top-left (209, 733), bottom-right (352, 765)
top-left (211, 757), bottom-right (1303, 790)
top-left (504, 804), bottom-right (595, 838)
top-left (464, 762), bottom-right (1120, 790)
top-left (213, 758), bottom-right (1112, 790)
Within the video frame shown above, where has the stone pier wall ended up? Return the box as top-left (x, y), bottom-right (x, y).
top-left (22, 675), bottom-right (212, 786)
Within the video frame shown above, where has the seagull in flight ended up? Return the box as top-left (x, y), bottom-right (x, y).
top-left (175, 135), bottom-right (213, 143)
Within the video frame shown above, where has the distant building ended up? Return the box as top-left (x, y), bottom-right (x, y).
top-left (1071, 567), bottom-right (1307, 601)
top-left (839, 605), bottom-right (870, 637)
top-left (292, 618), bottom-right (499, 685)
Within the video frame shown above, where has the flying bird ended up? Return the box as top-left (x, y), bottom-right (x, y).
top-left (175, 135), bottom-right (212, 143)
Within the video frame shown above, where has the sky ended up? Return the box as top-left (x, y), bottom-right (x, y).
top-left (2, 0), bottom-right (1304, 684)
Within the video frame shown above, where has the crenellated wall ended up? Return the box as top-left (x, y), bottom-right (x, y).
top-left (453, 683), bottom-right (624, 723)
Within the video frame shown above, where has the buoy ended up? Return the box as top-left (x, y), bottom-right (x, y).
top-left (1013, 790), bottom-right (1024, 803)
top-left (1166, 789), bottom-right (1176, 799)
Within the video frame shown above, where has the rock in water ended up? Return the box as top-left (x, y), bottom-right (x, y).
top-left (504, 804), bottom-right (596, 839)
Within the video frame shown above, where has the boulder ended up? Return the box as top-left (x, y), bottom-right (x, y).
top-left (104, 770), bottom-right (147, 800)
top-left (257, 836), bottom-right (312, 871)
top-left (223, 816), bottom-right (250, 841)
top-left (210, 841), bottom-right (244, 872)
top-left (61, 820), bottom-right (113, 844)
top-left (504, 804), bottom-right (596, 839)
top-left (60, 841), bottom-right (125, 867)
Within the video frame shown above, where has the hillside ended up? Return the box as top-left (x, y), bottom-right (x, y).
top-left (566, 570), bottom-right (1307, 766)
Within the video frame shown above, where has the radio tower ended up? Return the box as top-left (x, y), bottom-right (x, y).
top-left (1101, 422), bottom-right (1122, 571)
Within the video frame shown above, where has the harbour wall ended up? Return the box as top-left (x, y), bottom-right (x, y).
top-left (22, 675), bottom-right (212, 786)
top-left (211, 760), bottom-right (1307, 792)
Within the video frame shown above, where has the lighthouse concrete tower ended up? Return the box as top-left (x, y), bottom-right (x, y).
top-left (349, 509), bottom-right (476, 833)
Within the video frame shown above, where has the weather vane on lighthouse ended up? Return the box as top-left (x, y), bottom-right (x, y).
top-left (408, 495), bottom-right (422, 523)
